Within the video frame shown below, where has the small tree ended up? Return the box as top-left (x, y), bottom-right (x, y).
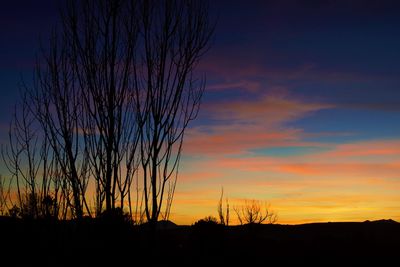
top-left (234, 200), bottom-right (277, 225)
top-left (217, 187), bottom-right (229, 226)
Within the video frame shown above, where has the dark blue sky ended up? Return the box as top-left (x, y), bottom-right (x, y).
top-left (0, 1), bottom-right (59, 131)
top-left (2, 1), bottom-right (400, 141)
top-left (198, 0), bottom-right (400, 141)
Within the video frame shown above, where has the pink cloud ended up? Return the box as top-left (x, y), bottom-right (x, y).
top-left (186, 91), bottom-right (332, 156)
top-left (207, 139), bottom-right (400, 178)
top-left (180, 138), bottom-right (400, 193)
top-left (320, 140), bottom-right (400, 159)
top-left (206, 93), bottom-right (333, 124)
top-left (185, 127), bottom-right (302, 155)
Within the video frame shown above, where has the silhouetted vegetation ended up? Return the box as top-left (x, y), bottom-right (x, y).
top-left (1, 0), bottom-right (213, 224)
top-left (234, 199), bottom-right (277, 225)
top-left (98, 207), bottom-right (132, 224)
top-left (217, 187), bottom-right (230, 226)
top-left (193, 215), bottom-right (219, 227)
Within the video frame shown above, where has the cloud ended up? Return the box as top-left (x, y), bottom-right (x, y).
top-left (214, 156), bottom-right (389, 177)
top-left (207, 92), bottom-right (333, 124)
top-left (319, 140), bottom-right (400, 160)
top-left (185, 127), bottom-right (303, 155)
top-left (186, 90), bottom-right (333, 156)
top-left (207, 139), bottom-right (400, 177)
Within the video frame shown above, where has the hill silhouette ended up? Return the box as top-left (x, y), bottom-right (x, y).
top-left (0, 217), bottom-right (398, 266)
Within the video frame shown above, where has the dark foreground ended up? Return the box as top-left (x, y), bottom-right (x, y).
top-left (0, 217), bottom-right (399, 266)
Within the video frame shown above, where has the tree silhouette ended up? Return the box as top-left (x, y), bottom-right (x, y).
top-left (234, 200), bottom-right (277, 225)
top-left (2, 0), bottom-right (213, 222)
top-left (217, 187), bottom-right (230, 226)
top-left (55, 0), bottom-right (141, 217)
top-left (136, 0), bottom-right (213, 224)
top-left (2, 95), bottom-right (68, 219)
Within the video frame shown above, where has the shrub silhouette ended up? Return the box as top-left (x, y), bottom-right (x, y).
top-left (8, 205), bottom-right (20, 218)
top-left (98, 207), bottom-right (132, 224)
top-left (193, 216), bottom-right (219, 227)
top-left (41, 195), bottom-right (57, 219)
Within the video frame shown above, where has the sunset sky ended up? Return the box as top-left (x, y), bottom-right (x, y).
top-left (1, 0), bottom-right (400, 224)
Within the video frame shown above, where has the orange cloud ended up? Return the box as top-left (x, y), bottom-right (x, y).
top-left (319, 140), bottom-right (400, 160)
top-left (208, 140), bottom-right (400, 178)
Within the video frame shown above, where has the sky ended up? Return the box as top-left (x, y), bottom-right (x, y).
top-left (1, 0), bottom-right (400, 224)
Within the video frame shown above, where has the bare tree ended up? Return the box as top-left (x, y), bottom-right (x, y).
top-left (60, 0), bottom-right (141, 216)
top-left (2, 100), bottom-right (42, 218)
top-left (234, 200), bottom-right (277, 225)
top-left (137, 0), bottom-right (214, 225)
top-left (31, 32), bottom-right (91, 219)
top-left (25, 0), bottom-right (143, 219)
top-left (217, 187), bottom-right (229, 226)
top-left (2, 0), bottom-right (212, 223)
top-left (1, 94), bottom-right (66, 219)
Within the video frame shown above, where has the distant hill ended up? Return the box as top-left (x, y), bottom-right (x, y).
top-left (140, 219), bottom-right (178, 230)
top-left (363, 218), bottom-right (398, 224)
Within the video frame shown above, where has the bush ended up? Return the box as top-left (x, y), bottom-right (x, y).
top-left (8, 205), bottom-right (20, 218)
top-left (98, 207), bottom-right (131, 224)
top-left (193, 216), bottom-right (219, 227)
